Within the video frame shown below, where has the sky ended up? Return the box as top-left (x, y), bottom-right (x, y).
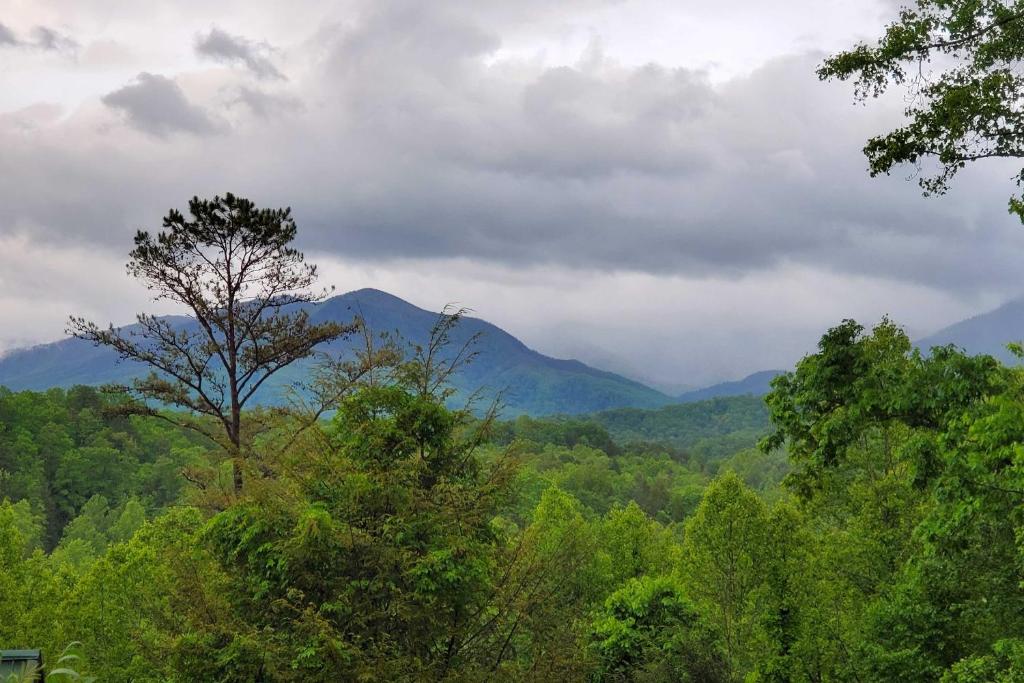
top-left (2, 0), bottom-right (1024, 391)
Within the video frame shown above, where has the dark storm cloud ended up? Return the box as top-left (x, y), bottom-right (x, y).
top-left (2, 0), bottom-right (1023, 298)
top-left (101, 72), bottom-right (221, 136)
top-left (195, 27), bottom-right (284, 80)
top-left (283, 4), bottom-right (1024, 292)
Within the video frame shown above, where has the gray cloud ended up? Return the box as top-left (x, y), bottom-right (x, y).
top-left (272, 5), bottom-right (1023, 293)
top-left (232, 86), bottom-right (302, 118)
top-left (0, 23), bottom-right (77, 51)
top-left (0, 22), bottom-right (16, 46)
top-left (31, 26), bottom-right (77, 52)
top-left (6, 3), bottom-right (1023, 296)
top-left (1, 0), bottom-right (1022, 367)
top-left (195, 27), bottom-right (284, 80)
top-left (3, 0), bottom-right (1023, 385)
top-left (101, 72), bottom-right (221, 136)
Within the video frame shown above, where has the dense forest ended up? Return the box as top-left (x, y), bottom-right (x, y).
top-left (3, 314), bottom-right (1024, 681)
top-left (8, 2), bottom-right (1024, 676)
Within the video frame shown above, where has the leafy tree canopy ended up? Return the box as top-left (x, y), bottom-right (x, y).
top-left (820, 1), bottom-right (1024, 217)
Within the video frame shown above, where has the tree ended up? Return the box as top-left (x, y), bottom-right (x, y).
top-left (861, 360), bottom-right (1024, 681)
top-left (819, 1), bottom-right (1024, 218)
top-left (681, 472), bottom-right (770, 672)
top-left (588, 576), bottom-right (729, 683)
top-left (596, 502), bottom-right (676, 589)
top-left (761, 318), bottom-right (1004, 497)
top-left (68, 193), bottom-right (355, 492)
top-left (494, 486), bottom-right (605, 679)
top-left (149, 311), bottom-right (523, 680)
top-left (760, 319), bottom-right (1020, 681)
top-left (943, 639), bottom-right (1024, 683)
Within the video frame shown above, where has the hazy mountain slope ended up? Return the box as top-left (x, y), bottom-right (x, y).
top-left (0, 315), bottom-right (194, 390)
top-left (916, 298), bottom-right (1024, 364)
top-left (677, 370), bottom-right (783, 403)
top-left (0, 289), bottom-right (672, 416)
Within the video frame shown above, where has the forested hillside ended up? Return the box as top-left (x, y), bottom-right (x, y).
top-left (0, 369), bottom-right (786, 680)
top-left (593, 395), bottom-right (770, 461)
top-left (4, 315), bottom-right (1024, 681)
top-left (677, 370), bottom-right (783, 403)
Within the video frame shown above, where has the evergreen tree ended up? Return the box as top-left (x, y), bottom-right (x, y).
top-left (68, 194), bottom-right (355, 492)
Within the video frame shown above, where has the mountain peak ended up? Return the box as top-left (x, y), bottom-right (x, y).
top-left (0, 288), bottom-right (673, 417)
top-left (341, 287), bottom-right (409, 304)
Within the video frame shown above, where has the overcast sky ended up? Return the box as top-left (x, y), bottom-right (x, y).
top-left (2, 0), bottom-right (1023, 390)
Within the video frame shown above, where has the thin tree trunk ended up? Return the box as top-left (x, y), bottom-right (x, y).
top-left (230, 418), bottom-right (243, 494)
top-left (232, 454), bottom-right (243, 494)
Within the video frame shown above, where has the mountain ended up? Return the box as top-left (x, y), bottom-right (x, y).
top-left (0, 288), bottom-right (673, 417)
top-left (916, 298), bottom-right (1024, 364)
top-left (677, 370), bottom-right (784, 403)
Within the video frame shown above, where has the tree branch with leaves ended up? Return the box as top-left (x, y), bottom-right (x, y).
top-left (819, 0), bottom-right (1024, 217)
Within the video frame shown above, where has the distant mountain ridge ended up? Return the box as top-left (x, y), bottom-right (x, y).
top-left (677, 370), bottom-right (784, 403)
top-left (916, 298), bottom-right (1024, 364)
top-left (0, 289), bottom-right (676, 417)
top-left (672, 297), bottom-right (1024, 403)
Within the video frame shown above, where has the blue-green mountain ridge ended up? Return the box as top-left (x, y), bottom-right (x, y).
top-left (11, 288), bottom-right (1018, 416)
top-left (0, 288), bottom-right (683, 416)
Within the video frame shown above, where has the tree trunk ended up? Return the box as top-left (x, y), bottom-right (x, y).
top-left (230, 418), bottom-right (243, 494)
top-left (232, 455), bottom-right (243, 494)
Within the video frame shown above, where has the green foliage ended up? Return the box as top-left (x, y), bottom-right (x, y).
top-left (492, 397), bottom-right (774, 525)
top-left (9, 310), bottom-right (1024, 682)
top-left (0, 386), bottom-right (207, 546)
top-left (588, 575), bottom-right (729, 682)
top-left (503, 440), bottom-right (708, 524)
top-left (190, 382), bottom-right (519, 680)
top-left (942, 639), bottom-right (1024, 683)
top-left (45, 643), bottom-right (96, 683)
top-left (760, 317), bottom-right (1024, 682)
top-left (819, 0), bottom-right (1024, 218)
top-left (52, 496), bottom-right (147, 567)
top-left (595, 395), bottom-right (770, 461)
top-left (762, 318), bottom-right (1004, 495)
top-left (491, 414), bottom-right (621, 454)
top-left (682, 471), bottom-right (770, 671)
top-left (0, 364), bottom-right (822, 681)
top-left (716, 447), bottom-right (790, 500)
